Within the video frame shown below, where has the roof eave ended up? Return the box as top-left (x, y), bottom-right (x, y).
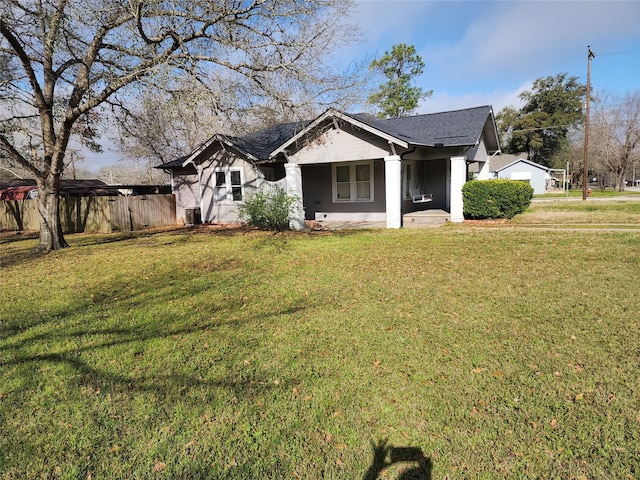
top-left (181, 135), bottom-right (258, 168)
top-left (485, 106), bottom-right (501, 152)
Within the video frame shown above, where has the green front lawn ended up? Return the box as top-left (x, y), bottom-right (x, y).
top-left (535, 188), bottom-right (640, 198)
top-left (1, 223), bottom-right (639, 479)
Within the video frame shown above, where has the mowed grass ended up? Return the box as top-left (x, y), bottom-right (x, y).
top-left (1, 219), bottom-right (639, 478)
top-left (513, 198), bottom-right (640, 226)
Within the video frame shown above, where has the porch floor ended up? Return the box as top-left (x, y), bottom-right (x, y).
top-left (403, 209), bottom-right (450, 228)
top-left (312, 209), bottom-right (450, 230)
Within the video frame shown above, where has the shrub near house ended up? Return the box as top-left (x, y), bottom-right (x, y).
top-left (238, 186), bottom-right (301, 231)
top-left (463, 179), bottom-right (534, 219)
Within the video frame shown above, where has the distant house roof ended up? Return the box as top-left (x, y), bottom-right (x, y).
top-left (494, 158), bottom-right (549, 173)
top-left (0, 185), bottom-right (38, 201)
top-left (157, 105), bottom-right (500, 169)
top-left (1, 179), bottom-right (120, 198)
top-left (488, 153), bottom-right (529, 172)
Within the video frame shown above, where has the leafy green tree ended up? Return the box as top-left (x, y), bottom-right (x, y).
top-left (367, 43), bottom-right (432, 118)
top-left (497, 73), bottom-right (586, 166)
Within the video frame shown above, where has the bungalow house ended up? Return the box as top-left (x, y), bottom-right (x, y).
top-left (493, 158), bottom-right (551, 194)
top-left (158, 106), bottom-right (500, 228)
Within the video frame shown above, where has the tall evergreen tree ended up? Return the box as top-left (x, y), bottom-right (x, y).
top-left (367, 43), bottom-right (432, 119)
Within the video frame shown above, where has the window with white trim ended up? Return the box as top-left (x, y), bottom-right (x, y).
top-left (332, 161), bottom-right (374, 202)
top-left (213, 169), bottom-right (243, 202)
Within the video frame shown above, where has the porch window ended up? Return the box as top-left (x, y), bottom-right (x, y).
top-left (332, 161), bottom-right (374, 202)
top-left (213, 169), bottom-right (243, 202)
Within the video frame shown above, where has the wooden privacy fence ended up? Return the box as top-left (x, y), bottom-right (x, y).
top-left (0, 194), bottom-right (176, 233)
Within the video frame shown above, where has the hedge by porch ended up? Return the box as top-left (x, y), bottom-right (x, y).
top-left (462, 179), bottom-right (534, 219)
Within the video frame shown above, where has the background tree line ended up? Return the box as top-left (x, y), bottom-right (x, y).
top-left (496, 73), bottom-right (639, 191)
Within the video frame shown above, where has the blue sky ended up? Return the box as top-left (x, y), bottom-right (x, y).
top-left (348, 0), bottom-right (639, 113)
top-left (86, 0), bottom-right (639, 171)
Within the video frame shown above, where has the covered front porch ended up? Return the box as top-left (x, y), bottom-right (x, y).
top-left (261, 106), bottom-right (498, 230)
top-left (278, 154), bottom-right (480, 229)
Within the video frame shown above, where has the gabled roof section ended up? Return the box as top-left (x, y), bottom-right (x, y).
top-left (269, 109), bottom-right (411, 158)
top-left (158, 105), bottom-right (500, 168)
top-left (156, 121), bottom-right (310, 169)
top-left (233, 120), bottom-right (310, 160)
top-left (352, 105), bottom-right (499, 149)
top-left (156, 155), bottom-right (190, 169)
top-left (494, 158), bottom-right (549, 173)
top-left (270, 106), bottom-right (498, 158)
top-left (182, 133), bottom-right (260, 166)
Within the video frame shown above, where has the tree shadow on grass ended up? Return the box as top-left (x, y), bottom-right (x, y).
top-left (0, 261), bottom-right (312, 399)
top-left (363, 438), bottom-right (432, 480)
top-left (1, 224), bottom-right (368, 269)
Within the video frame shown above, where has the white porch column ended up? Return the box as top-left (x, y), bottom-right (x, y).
top-left (450, 156), bottom-right (467, 223)
top-left (284, 162), bottom-right (305, 230)
top-left (384, 155), bottom-right (402, 229)
top-left (477, 160), bottom-right (491, 180)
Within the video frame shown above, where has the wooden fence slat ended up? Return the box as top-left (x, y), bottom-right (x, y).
top-left (0, 194), bottom-right (176, 233)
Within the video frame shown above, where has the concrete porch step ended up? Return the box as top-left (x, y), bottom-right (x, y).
top-left (403, 209), bottom-right (450, 228)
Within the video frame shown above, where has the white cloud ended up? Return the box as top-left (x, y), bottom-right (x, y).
top-left (346, 0), bottom-right (639, 117)
top-left (419, 80), bottom-right (530, 114)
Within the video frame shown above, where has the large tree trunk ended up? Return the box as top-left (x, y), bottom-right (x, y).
top-left (615, 165), bottom-right (627, 192)
top-left (35, 174), bottom-right (68, 251)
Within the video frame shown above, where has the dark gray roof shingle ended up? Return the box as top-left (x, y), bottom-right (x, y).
top-left (159, 106), bottom-right (495, 167)
top-left (229, 120), bottom-right (310, 160)
top-left (351, 106), bottom-right (493, 147)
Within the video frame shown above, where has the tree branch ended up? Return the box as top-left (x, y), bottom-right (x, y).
top-left (0, 133), bottom-right (42, 177)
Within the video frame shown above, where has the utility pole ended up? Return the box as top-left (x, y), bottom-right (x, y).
top-left (583, 46), bottom-right (595, 200)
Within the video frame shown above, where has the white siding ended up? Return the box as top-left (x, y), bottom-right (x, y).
top-left (496, 161), bottom-right (547, 194)
top-left (171, 166), bottom-right (199, 224)
top-left (289, 127), bottom-right (390, 165)
top-left (198, 152), bottom-right (262, 223)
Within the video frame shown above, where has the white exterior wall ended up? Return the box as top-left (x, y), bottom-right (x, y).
top-left (496, 161), bottom-right (547, 194)
top-left (289, 127), bottom-right (390, 164)
top-left (474, 139), bottom-right (492, 180)
top-left (198, 152), bottom-right (263, 223)
top-left (171, 167), bottom-right (199, 224)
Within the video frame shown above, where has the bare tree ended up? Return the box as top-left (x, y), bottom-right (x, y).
top-left (0, 0), bottom-right (360, 251)
top-left (116, 55), bottom-right (367, 176)
top-left (114, 76), bottom-right (229, 181)
top-left (589, 91), bottom-right (640, 191)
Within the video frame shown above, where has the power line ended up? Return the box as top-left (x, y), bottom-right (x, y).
top-left (510, 124), bottom-right (574, 133)
top-left (595, 49), bottom-right (640, 57)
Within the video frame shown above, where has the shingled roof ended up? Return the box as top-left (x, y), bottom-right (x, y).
top-left (230, 121), bottom-right (310, 160)
top-left (351, 105), bottom-right (495, 147)
top-left (158, 105), bottom-right (498, 168)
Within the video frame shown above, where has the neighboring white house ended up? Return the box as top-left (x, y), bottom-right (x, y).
top-left (493, 158), bottom-right (551, 195)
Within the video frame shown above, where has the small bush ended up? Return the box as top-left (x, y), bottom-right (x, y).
top-left (238, 186), bottom-right (301, 231)
top-left (463, 179), bottom-right (534, 219)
